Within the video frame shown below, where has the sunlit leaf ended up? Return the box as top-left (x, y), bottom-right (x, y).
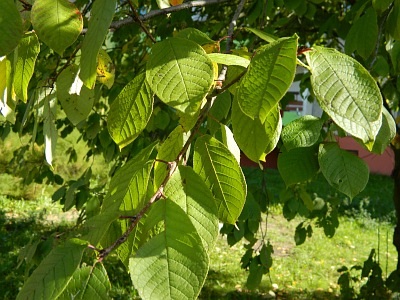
top-left (43, 94), bottom-right (57, 167)
top-left (58, 264), bottom-right (110, 300)
top-left (16, 239), bottom-right (88, 300)
top-left (237, 35), bottom-right (298, 123)
top-left (96, 49), bottom-right (115, 88)
top-left (207, 53), bottom-right (250, 68)
top-left (194, 135), bottom-right (247, 224)
top-left (305, 46), bottom-right (382, 146)
top-left (165, 166), bottom-right (219, 251)
top-left (56, 64), bottom-right (94, 125)
top-left (318, 142), bottom-right (369, 199)
top-left (281, 115), bottom-right (323, 151)
top-left (13, 32), bottom-right (40, 103)
top-left (146, 38), bottom-right (214, 114)
top-left (232, 96), bottom-right (281, 162)
top-left (80, 0), bottom-right (116, 88)
top-left (108, 72), bottom-right (153, 149)
top-left (31, 0), bottom-right (82, 55)
top-left (130, 199), bottom-right (208, 300)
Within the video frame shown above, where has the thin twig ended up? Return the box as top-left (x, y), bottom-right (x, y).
top-left (126, 0), bottom-right (157, 43)
top-left (217, 0), bottom-right (247, 82)
top-left (369, 2), bottom-right (394, 71)
top-left (81, 0), bottom-right (229, 34)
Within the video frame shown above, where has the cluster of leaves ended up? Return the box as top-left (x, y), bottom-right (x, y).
top-left (1, 0), bottom-right (400, 299)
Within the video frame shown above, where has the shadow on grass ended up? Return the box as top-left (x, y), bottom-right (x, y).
top-left (200, 269), bottom-right (340, 300)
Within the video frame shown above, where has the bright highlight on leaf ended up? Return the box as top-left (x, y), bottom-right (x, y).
top-left (108, 72), bottom-right (153, 149)
top-left (305, 46), bottom-right (383, 147)
top-left (237, 35), bottom-right (298, 123)
top-left (80, 0), bottom-right (116, 88)
top-left (146, 37), bottom-right (214, 115)
top-left (0, 0), bottom-right (23, 56)
top-left (31, 0), bottom-right (83, 56)
top-left (57, 64), bottom-right (94, 125)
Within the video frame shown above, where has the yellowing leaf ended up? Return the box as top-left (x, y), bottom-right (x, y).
top-left (170, 0), bottom-right (184, 6)
top-left (202, 42), bottom-right (220, 54)
top-left (96, 49), bottom-right (115, 89)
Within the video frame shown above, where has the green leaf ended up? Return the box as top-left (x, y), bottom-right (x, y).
top-left (193, 135), bottom-right (247, 224)
top-left (345, 7), bottom-right (378, 60)
top-left (31, 0), bottom-right (83, 56)
top-left (96, 49), bottom-right (115, 88)
top-left (165, 166), bottom-right (219, 251)
top-left (58, 264), bottom-right (111, 300)
top-left (318, 143), bottom-right (369, 199)
top-left (246, 260), bottom-right (264, 290)
top-left (295, 223), bottom-right (307, 245)
top-left (369, 107), bottom-right (396, 154)
top-left (232, 97), bottom-right (281, 162)
top-left (207, 53), bottom-right (250, 68)
top-left (108, 72), bottom-right (153, 149)
top-left (83, 144), bottom-right (156, 245)
top-left (13, 32), bottom-right (40, 103)
top-left (207, 91), bottom-right (231, 134)
top-left (43, 94), bottom-right (57, 167)
top-left (305, 46), bottom-right (382, 146)
top-left (146, 37), bottom-right (214, 114)
top-left (16, 239), bottom-right (87, 300)
top-left (79, 0), bottom-right (116, 88)
top-left (277, 146), bottom-right (319, 187)
top-left (237, 35), bottom-right (298, 123)
top-left (56, 64), bottom-right (94, 125)
top-left (154, 126), bottom-right (189, 188)
top-left (245, 27), bottom-right (278, 43)
top-left (130, 199), bottom-right (208, 300)
top-left (0, 56), bottom-right (16, 122)
top-left (281, 115), bottom-right (323, 151)
top-left (220, 124), bottom-right (241, 164)
top-left (372, 0), bottom-right (393, 14)
top-left (0, 0), bottom-right (23, 56)
top-left (175, 28), bottom-right (214, 46)
top-left (387, 0), bottom-right (400, 40)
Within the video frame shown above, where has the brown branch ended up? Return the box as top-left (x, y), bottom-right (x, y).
top-left (96, 0), bottom-right (247, 261)
top-left (81, 0), bottom-right (230, 34)
top-left (217, 0), bottom-right (247, 82)
top-left (126, 0), bottom-right (157, 43)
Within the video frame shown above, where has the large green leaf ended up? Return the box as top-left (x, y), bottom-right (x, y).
top-left (58, 264), bottom-right (110, 300)
top-left (13, 32), bottom-right (40, 103)
top-left (56, 64), bottom-right (94, 125)
top-left (83, 144), bottom-right (155, 245)
top-left (207, 91), bottom-right (231, 134)
top-left (79, 0), bottom-right (116, 88)
top-left (345, 7), bottom-right (378, 60)
top-left (130, 199), bottom-right (208, 300)
top-left (277, 147), bottom-right (319, 187)
top-left (154, 126), bottom-right (189, 188)
top-left (108, 72), bottom-right (153, 149)
top-left (305, 46), bottom-right (382, 146)
top-left (281, 115), bottom-right (323, 151)
top-left (232, 96), bottom-right (281, 162)
top-left (165, 166), bottom-right (219, 251)
top-left (146, 37), bottom-right (214, 114)
top-left (16, 239), bottom-right (87, 300)
top-left (318, 143), bottom-right (369, 199)
top-left (175, 27), bottom-right (214, 46)
top-left (31, 0), bottom-right (83, 56)
top-left (193, 135), bottom-right (247, 224)
top-left (0, 0), bottom-right (23, 56)
top-left (237, 35), bottom-right (297, 123)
